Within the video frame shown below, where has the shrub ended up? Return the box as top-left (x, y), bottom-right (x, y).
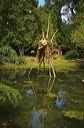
top-left (0, 46), bottom-right (25, 64)
top-left (0, 45), bottom-right (16, 57)
top-left (0, 46), bottom-right (17, 62)
top-left (9, 55), bottom-right (25, 64)
top-left (65, 49), bottom-right (80, 59)
top-left (18, 56), bottom-right (25, 64)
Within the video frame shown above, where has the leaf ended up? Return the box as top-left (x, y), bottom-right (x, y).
top-left (47, 92), bottom-right (56, 98)
top-left (0, 83), bottom-right (22, 107)
top-left (70, 98), bottom-right (81, 103)
top-left (63, 110), bottom-right (84, 120)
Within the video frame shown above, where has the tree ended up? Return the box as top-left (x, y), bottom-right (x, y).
top-left (70, 1), bottom-right (84, 48)
top-left (71, 22), bottom-right (84, 48)
top-left (49, 0), bottom-right (84, 49)
top-left (0, 0), bottom-right (41, 55)
top-left (31, 0), bottom-right (38, 7)
top-left (38, 7), bottom-right (54, 39)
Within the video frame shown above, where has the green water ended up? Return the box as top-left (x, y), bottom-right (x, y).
top-left (0, 68), bottom-right (84, 128)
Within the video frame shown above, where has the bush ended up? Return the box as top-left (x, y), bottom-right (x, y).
top-left (65, 49), bottom-right (80, 59)
top-left (9, 55), bottom-right (25, 64)
top-left (0, 45), bottom-right (16, 57)
top-left (18, 56), bottom-right (25, 64)
top-left (0, 45), bottom-right (17, 62)
top-left (0, 46), bottom-right (25, 64)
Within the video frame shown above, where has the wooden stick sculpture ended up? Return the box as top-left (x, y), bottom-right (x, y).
top-left (28, 15), bottom-right (58, 77)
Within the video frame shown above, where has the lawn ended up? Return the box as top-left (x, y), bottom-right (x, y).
top-left (1, 56), bottom-right (84, 72)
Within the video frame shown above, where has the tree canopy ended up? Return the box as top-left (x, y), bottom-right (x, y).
top-left (0, 0), bottom-right (84, 58)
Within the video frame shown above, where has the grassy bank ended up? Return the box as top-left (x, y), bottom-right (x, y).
top-left (0, 56), bottom-right (84, 72)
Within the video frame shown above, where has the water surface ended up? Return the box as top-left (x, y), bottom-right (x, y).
top-left (0, 69), bottom-right (84, 128)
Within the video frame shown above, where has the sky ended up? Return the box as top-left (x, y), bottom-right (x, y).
top-left (39, 0), bottom-right (45, 6)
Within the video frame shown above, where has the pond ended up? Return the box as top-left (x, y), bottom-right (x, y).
top-left (0, 68), bottom-right (84, 128)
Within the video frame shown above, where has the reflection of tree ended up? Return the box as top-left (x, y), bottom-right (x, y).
top-left (0, 68), bottom-right (27, 84)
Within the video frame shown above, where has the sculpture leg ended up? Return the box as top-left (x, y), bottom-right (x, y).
top-left (43, 57), bottom-right (45, 73)
top-left (50, 58), bottom-right (56, 77)
top-left (28, 57), bottom-right (37, 76)
top-left (28, 50), bottom-right (39, 76)
top-left (48, 77), bottom-right (55, 92)
top-left (38, 56), bottom-right (43, 76)
top-left (48, 59), bottom-right (51, 77)
top-left (38, 60), bottom-right (41, 76)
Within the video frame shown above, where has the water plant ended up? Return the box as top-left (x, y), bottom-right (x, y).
top-left (0, 83), bottom-right (22, 107)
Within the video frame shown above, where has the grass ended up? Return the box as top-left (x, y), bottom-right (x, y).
top-left (53, 57), bottom-right (77, 71)
top-left (0, 56), bottom-right (84, 72)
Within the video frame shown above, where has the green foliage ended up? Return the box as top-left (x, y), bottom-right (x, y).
top-left (0, 46), bottom-right (25, 64)
top-left (65, 49), bottom-right (80, 59)
top-left (70, 2), bottom-right (84, 49)
top-left (47, 92), bottom-right (56, 98)
top-left (71, 22), bottom-right (84, 48)
top-left (0, 83), bottom-right (22, 107)
top-left (37, 7), bottom-right (54, 39)
top-left (0, 0), bottom-right (84, 58)
top-left (48, 2), bottom-right (74, 46)
top-left (0, 0), bottom-right (41, 55)
top-left (0, 45), bottom-right (16, 56)
top-left (31, 0), bottom-right (38, 7)
top-left (9, 55), bottom-right (25, 64)
top-left (0, 45), bottom-right (16, 62)
top-left (50, 4), bottom-right (59, 45)
top-left (48, 0), bottom-right (84, 54)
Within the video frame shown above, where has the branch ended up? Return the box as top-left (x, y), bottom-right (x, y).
top-left (42, 29), bottom-right (45, 38)
top-left (51, 30), bottom-right (58, 42)
top-left (25, 44), bottom-right (37, 52)
top-left (46, 14), bottom-right (50, 38)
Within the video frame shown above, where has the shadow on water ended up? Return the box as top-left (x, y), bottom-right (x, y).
top-left (0, 68), bottom-right (84, 128)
